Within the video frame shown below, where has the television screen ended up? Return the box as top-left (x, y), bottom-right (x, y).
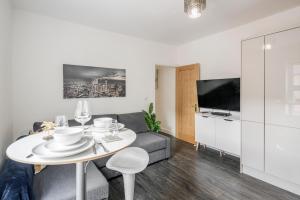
top-left (197, 78), bottom-right (240, 111)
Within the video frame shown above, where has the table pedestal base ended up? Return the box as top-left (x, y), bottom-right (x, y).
top-left (76, 162), bottom-right (86, 200)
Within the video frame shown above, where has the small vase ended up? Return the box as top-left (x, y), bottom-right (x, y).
top-left (43, 130), bottom-right (53, 141)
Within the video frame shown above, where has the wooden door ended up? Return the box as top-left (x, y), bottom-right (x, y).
top-left (176, 64), bottom-right (200, 144)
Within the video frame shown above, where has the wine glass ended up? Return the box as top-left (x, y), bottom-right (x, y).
top-left (112, 119), bottom-right (119, 136)
top-left (55, 115), bottom-right (68, 129)
top-left (74, 100), bottom-right (92, 130)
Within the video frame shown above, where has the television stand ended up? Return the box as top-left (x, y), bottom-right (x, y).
top-left (211, 112), bottom-right (231, 117)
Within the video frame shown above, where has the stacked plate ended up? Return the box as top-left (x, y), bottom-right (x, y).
top-left (32, 137), bottom-right (94, 159)
top-left (32, 128), bottom-right (95, 159)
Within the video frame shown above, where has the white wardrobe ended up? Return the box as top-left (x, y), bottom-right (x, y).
top-left (241, 27), bottom-right (300, 195)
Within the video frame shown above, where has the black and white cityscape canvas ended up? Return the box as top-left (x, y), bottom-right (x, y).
top-left (63, 64), bottom-right (126, 99)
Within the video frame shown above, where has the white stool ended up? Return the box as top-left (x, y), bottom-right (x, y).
top-left (106, 147), bottom-right (149, 200)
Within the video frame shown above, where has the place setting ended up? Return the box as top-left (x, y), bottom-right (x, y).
top-left (73, 100), bottom-right (125, 144)
top-left (87, 118), bottom-right (125, 143)
top-left (28, 101), bottom-right (125, 160)
top-left (31, 127), bottom-right (95, 159)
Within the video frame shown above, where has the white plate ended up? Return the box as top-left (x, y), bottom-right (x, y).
top-left (32, 137), bottom-right (94, 159)
top-left (89, 123), bottom-right (125, 132)
top-left (44, 137), bottom-right (88, 152)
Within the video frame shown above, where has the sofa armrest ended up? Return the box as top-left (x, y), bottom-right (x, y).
top-left (149, 132), bottom-right (171, 158)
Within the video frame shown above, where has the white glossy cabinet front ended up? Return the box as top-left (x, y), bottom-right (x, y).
top-left (241, 37), bottom-right (265, 123)
top-left (216, 119), bottom-right (240, 156)
top-left (265, 125), bottom-right (300, 185)
top-left (241, 27), bottom-right (300, 194)
top-left (197, 115), bottom-right (215, 147)
top-left (265, 28), bottom-right (300, 128)
top-left (196, 114), bottom-right (241, 156)
top-left (241, 121), bottom-right (264, 171)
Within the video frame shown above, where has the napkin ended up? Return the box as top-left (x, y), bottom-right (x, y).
top-left (101, 135), bottom-right (123, 143)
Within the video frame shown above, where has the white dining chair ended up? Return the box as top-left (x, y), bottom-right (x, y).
top-left (106, 147), bottom-right (149, 200)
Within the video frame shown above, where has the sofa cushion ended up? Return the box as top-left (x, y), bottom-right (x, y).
top-left (131, 132), bottom-right (167, 153)
top-left (117, 112), bottom-right (148, 133)
top-left (68, 114), bottom-right (117, 127)
top-left (93, 156), bottom-right (111, 171)
top-left (0, 159), bottom-right (34, 200)
top-left (33, 162), bottom-right (108, 200)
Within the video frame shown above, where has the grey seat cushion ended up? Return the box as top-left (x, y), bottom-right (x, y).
top-left (33, 162), bottom-right (108, 200)
top-left (68, 114), bottom-right (117, 127)
top-left (131, 132), bottom-right (168, 153)
top-left (117, 112), bottom-right (148, 133)
top-left (93, 132), bottom-right (168, 169)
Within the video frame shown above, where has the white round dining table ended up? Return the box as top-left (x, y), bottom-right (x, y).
top-left (6, 129), bottom-right (136, 200)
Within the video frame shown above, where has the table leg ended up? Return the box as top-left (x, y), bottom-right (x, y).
top-left (76, 162), bottom-right (86, 200)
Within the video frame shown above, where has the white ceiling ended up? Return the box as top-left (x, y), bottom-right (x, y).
top-left (12, 0), bottom-right (300, 45)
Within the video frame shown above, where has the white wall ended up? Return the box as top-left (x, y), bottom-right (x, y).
top-left (10, 6), bottom-right (300, 139)
top-left (155, 66), bottom-right (176, 136)
top-left (11, 10), bottom-right (176, 138)
top-left (177, 6), bottom-right (300, 80)
top-left (0, 0), bottom-right (12, 167)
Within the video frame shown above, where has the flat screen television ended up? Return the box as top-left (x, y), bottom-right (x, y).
top-left (197, 78), bottom-right (240, 111)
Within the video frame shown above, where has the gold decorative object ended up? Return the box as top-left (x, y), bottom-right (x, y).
top-left (41, 121), bottom-right (56, 140)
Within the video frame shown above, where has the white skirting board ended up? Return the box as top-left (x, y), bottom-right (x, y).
top-left (242, 166), bottom-right (300, 196)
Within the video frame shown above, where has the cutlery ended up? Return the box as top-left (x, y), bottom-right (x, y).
top-left (92, 139), bottom-right (97, 154)
top-left (97, 142), bottom-right (109, 153)
top-left (119, 128), bottom-right (128, 132)
top-left (26, 154), bottom-right (33, 158)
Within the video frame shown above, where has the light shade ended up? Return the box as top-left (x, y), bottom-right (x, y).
top-left (184, 0), bottom-right (206, 18)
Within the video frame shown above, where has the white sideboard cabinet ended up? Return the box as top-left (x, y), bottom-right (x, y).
top-left (195, 112), bottom-right (241, 157)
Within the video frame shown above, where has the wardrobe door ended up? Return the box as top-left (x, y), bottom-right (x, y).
top-left (265, 28), bottom-right (300, 128)
top-left (241, 37), bottom-right (265, 172)
top-left (265, 28), bottom-right (300, 186)
top-left (241, 37), bottom-right (265, 123)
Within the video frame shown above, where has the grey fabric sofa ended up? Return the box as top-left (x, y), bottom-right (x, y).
top-left (93, 112), bottom-right (171, 179)
top-left (31, 111), bottom-right (170, 199)
top-left (33, 162), bottom-right (109, 200)
top-left (69, 112), bottom-right (171, 179)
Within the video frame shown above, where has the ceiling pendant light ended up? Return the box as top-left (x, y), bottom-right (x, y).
top-left (184, 0), bottom-right (206, 19)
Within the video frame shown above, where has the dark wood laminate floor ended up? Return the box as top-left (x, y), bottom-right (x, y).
top-left (108, 134), bottom-right (300, 200)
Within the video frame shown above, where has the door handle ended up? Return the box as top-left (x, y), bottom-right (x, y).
top-left (224, 119), bottom-right (233, 122)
